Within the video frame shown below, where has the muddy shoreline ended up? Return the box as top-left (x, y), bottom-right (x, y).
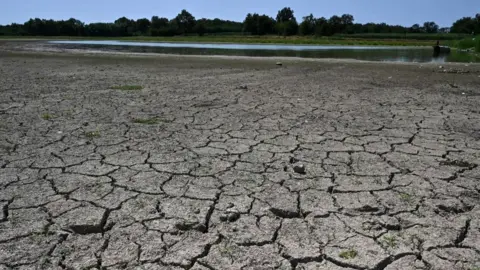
top-left (2, 39), bottom-right (479, 64)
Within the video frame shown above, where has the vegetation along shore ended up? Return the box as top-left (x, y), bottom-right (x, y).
top-left (1, 8), bottom-right (479, 50)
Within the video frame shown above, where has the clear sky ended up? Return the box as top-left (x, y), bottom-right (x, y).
top-left (1, 0), bottom-right (479, 27)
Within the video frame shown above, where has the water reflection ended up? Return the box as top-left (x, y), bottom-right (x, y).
top-left (48, 40), bottom-right (479, 63)
top-left (50, 40), bottom-right (411, 50)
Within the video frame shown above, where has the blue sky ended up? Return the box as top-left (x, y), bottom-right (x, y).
top-left (1, 0), bottom-right (478, 27)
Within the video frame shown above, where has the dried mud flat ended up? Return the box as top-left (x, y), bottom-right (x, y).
top-left (1, 45), bottom-right (480, 270)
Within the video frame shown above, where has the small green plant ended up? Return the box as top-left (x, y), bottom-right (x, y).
top-left (29, 232), bottom-right (45, 244)
top-left (218, 242), bottom-right (236, 261)
top-left (383, 235), bottom-right (398, 248)
top-left (132, 199), bottom-right (148, 208)
top-left (110, 85), bottom-right (143, 91)
top-left (399, 192), bottom-right (413, 202)
top-left (84, 130), bottom-right (100, 138)
top-left (133, 118), bottom-right (159, 125)
top-left (56, 246), bottom-right (70, 256)
top-left (339, 249), bottom-right (357, 259)
top-left (42, 113), bottom-right (53, 120)
top-left (39, 256), bottom-right (51, 269)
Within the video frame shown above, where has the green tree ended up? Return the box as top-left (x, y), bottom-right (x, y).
top-left (451, 17), bottom-right (475, 33)
top-left (423, 21), bottom-right (439, 33)
top-left (243, 13), bottom-right (257, 34)
top-left (328, 15), bottom-right (342, 34)
top-left (257, 15), bottom-right (275, 35)
top-left (438, 27), bottom-right (450, 33)
top-left (205, 18), bottom-right (243, 33)
top-left (84, 23), bottom-right (121, 36)
top-left (151, 16), bottom-right (169, 29)
top-left (136, 18), bottom-right (150, 35)
top-left (276, 7), bottom-right (295, 22)
top-left (174, 9), bottom-right (196, 34)
top-left (1, 11), bottom-right (475, 38)
top-left (24, 18), bottom-right (44, 35)
top-left (243, 13), bottom-right (275, 35)
top-left (276, 7), bottom-right (298, 35)
top-left (314, 17), bottom-right (329, 36)
top-left (114, 17), bottom-right (135, 36)
top-left (299, 14), bottom-right (316, 35)
top-left (150, 16), bottom-right (172, 36)
top-left (194, 20), bottom-right (207, 36)
top-left (409, 24), bottom-right (421, 33)
top-left (56, 18), bottom-right (84, 36)
top-left (339, 14), bottom-right (354, 33)
top-left (340, 14), bottom-right (354, 27)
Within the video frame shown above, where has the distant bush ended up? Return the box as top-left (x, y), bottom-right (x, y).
top-left (333, 33), bottom-right (469, 41)
top-left (453, 36), bottom-right (479, 50)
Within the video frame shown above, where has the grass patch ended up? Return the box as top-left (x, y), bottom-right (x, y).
top-left (39, 257), bottom-right (52, 269)
top-left (29, 232), bottom-right (46, 244)
top-left (133, 118), bottom-right (159, 125)
top-left (334, 33), bottom-right (469, 41)
top-left (110, 85), bottom-right (143, 91)
top-left (84, 130), bottom-right (100, 138)
top-left (399, 193), bottom-right (413, 202)
top-left (339, 249), bottom-right (358, 259)
top-left (41, 113), bottom-right (53, 120)
top-left (382, 235), bottom-right (398, 248)
top-left (449, 36), bottom-right (480, 52)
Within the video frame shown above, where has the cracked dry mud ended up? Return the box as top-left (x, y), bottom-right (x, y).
top-left (1, 49), bottom-right (480, 270)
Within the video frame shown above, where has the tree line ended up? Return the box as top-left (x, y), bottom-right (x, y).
top-left (1, 8), bottom-right (479, 37)
top-left (0, 10), bottom-right (242, 37)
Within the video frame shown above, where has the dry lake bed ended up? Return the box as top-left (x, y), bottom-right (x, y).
top-left (1, 44), bottom-right (480, 269)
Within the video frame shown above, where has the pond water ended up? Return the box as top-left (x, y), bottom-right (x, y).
top-left (48, 40), bottom-right (479, 63)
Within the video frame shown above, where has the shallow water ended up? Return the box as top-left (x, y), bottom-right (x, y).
top-left (48, 40), bottom-right (479, 63)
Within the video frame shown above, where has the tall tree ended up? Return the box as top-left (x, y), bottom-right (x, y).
top-left (194, 20), bottom-right (207, 36)
top-left (409, 24), bottom-right (421, 33)
top-left (328, 15), bottom-right (342, 34)
top-left (114, 17), bottom-right (135, 36)
top-left (243, 13), bottom-right (275, 35)
top-left (151, 16), bottom-right (169, 29)
top-left (451, 17), bottom-right (475, 33)
top-left (257, 15), bottom-right (275, 35)
top-left (276, 7), bottom-right (298, 35)
top-left (243, 13), bottom-right (258, 34)
top-left (340, 14), bottom-right (354, 26)
top-left (150, 16), bottom-right (171, 36)
top-left (340, 14), bottom-right (355, 33)
top-left (299, 14), bottom-right (316, 35)
top-left (174, 9), bottom-right (196, 34)
top-left (136, 18), bottom-right (150, 34)
top-left (423, 21), bottom-right (439, 33)
top-left (276, 7), bottom-right (295, 22)
top-left (314, 17), bottom-right (329, 36)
